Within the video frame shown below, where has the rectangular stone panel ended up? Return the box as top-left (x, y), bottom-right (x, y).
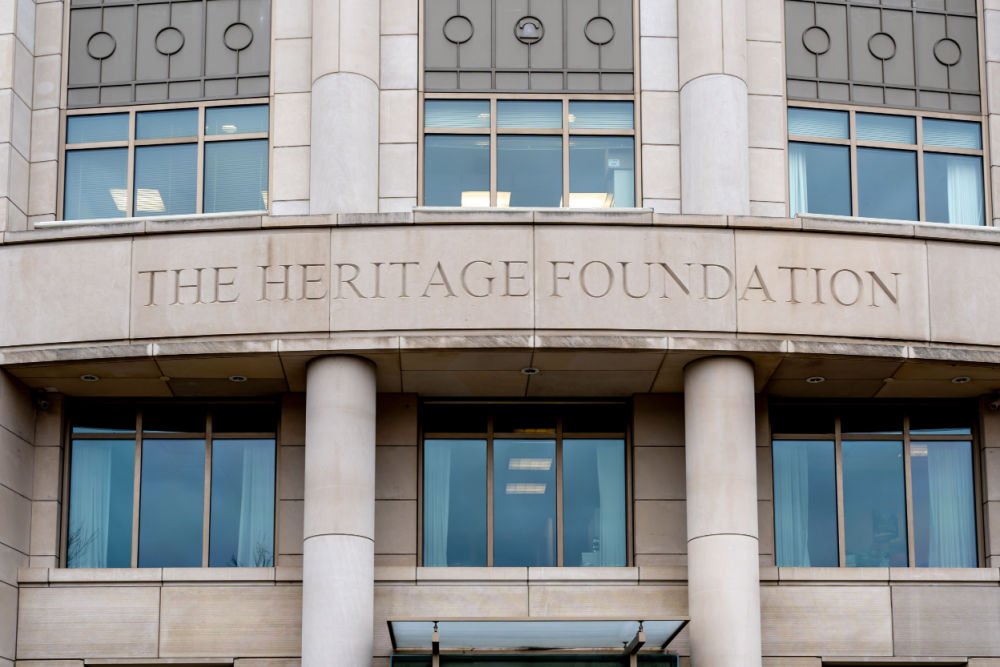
top-left (330, 226), bottom-right (534, 332)
top-left (734, 231), bottom-right (929, 341)
top-left (928, 241), bottom-right (1000, 346)
top-left (131, 230), bottom-right (331, 339)
top-left (534, 226), bottom-right (737, 332)
top-left (528, 584), bottom-right (687, 617)
top-left (761, 585), bottom-right (893, 656)
top-left (0, 239), bottom-right (132, 348)
top-left (17, 587), bottom-right (160, 659)
top-left (159, 585), bottom-right (302, 657)
top-left (892, 585), bottom-right (1000, 656)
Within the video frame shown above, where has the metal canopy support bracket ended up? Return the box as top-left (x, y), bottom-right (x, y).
top-left (432, 622), bottom-right (440, 667)
top-left (625, 622), bottom-right (645, 667)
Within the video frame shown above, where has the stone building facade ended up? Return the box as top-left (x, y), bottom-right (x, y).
top-left (1, 0), bottom-right (1000, 666)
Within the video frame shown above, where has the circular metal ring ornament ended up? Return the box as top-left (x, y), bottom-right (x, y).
top-left (867, 31), bottom-right (896, 61)
top-left (224, 22), bottom-right (254, 51)
top-left (933, 37), bottom-right (961, 66)
top-left (87, 31), bottom-right (117, 60)
top-left (515, 16), bottom-right (544, 44)
top-left (584, 16), bottom-right (615, 45)
top-left (155, 26), bottom-right (185, 56)
top-left (443, 15), bottom-right (474, 44)
top-left (801, 25), bottom-right (830, 55)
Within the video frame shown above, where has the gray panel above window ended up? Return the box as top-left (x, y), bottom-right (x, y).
top-left (68, 0), bottom-right (271, 108)
top-left (785, 0), bottom-right (979, 112)
top-left (424, 0), bottom-right (633, 93)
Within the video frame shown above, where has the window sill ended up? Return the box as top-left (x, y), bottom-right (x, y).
top-left (17, 566), bottom-right (303, 585)
top-left (769, 566), bottom-right (1000, 584)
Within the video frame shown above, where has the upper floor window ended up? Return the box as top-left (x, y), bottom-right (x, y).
top-left (788, 106), bottom-right (986, 225)
top-left (771, 404), bottom-right (978, 568)
top-left (422, 98), bottom-right (635, 208)
top-left (62, 101), bottom-right (269, 220)
top-left (422, 403), bottom-right (628, 567)
top-left (67, 404), bottom-right (276, 568)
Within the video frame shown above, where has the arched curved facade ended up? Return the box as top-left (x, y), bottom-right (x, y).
top-left (2, 1), bottom-right (1000, 666)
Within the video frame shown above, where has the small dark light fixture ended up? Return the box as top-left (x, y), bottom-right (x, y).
top-left (520, 367), bottom-right (540, 376)
top-left (805, 376), bottom-right (825, 384)
top-left (80, 374), bottom-right (100, 382)
top-left (159, 375), bottom-right (171, 382)
top-left (951, 375), bottom-right (972, 384)
top-left (229, 375), bottom-right (248, 383)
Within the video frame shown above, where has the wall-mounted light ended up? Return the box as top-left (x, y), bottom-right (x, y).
top-left (80, 374), bottom-right (100, 382)
top-left (805, 376), bottom-right (825, 384)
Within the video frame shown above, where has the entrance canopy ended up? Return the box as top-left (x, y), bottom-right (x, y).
top-left (388, 619), bottom-right (688, 653)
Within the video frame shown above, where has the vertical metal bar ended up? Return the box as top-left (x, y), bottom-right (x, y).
top-left (849, 110), bottom-right (859, 216)
top-left (487, 414), bottom-right (495, 566)
top-left (903, 415), bottom-right (915, 568)
top-left (835, 416), bottom-right (846, 566)
top-left (490, 97), bottom-right (498, 206)
top-left (127, 111), bottom-right (137, 217)
top-left (203, 412), bottom-right (213, 567)
top-left (555, 418), bottom-right (564, 566)
top-left (562, 97), bottom-right (570, 207)
top-left (916, 114), bottom-right (926, 222)
top-left (59, 418), bottom-right (73, 567)
top-left (625, 409), bottom-right (634, 567)
top-left (131, 411), bottom-right (143, 568)
top-left (196, 105), bottom-right (206, 213)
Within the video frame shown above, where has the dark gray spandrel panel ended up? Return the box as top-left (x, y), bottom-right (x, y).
top-left (946, 15), bottom-right (979, 92)
top-left (68, 0), bottom-right (271, 107)
top-left (531, 0), bottom-right (564, 70)
top-left (816, 3), bottom-right (849, 80)
top-left (460, 0), bottom-right (493, 69)
top-left (425, 0), bottom-right (633, 93)
top-left (785, 0), bottom-right (980, 112)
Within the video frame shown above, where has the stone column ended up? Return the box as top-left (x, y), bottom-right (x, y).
top-left (677, 0), bottom-right (750, 215)
top-left (684, 357), bottom-right (762, 667)
top-left (310, 0), bottom-right (380, 213)
top-left (301, 356), bottom-right (377, 667)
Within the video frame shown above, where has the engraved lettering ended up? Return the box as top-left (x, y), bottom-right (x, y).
top-left (700, 263), bottom-right (734, 300)
top-left (213, 267), bottom-right (239, 303)
top-left (651, 262), bottom-right (691, 298)
top-left (422, 262), bottom-right (457, 298)
top-left (503, 261), bottom-right (530, 297)
top-left (831, 268), bottom-right (863, 306)
top-left (461, 260), bottom-right (495, 298)
top-left (139, 269), bottom-right (167, 306)
top-left (172, 268), bottom-right (205, 305)
top-left (258, 265), bottom-right (292, 302)
top-left (550, 261), bottom-right (575, 297)
top-left (778, 266), bottom-right (808, 304)
top-left (580, 261), bottom-right (614, 298)
top-left (390, 261), bottom-right (419, 298)
top-left (620, 262), bottom-right (651, 299)
top-left (867, 271), bottom-right (900, 307)
top-left (739, 265), bottom-right (775, 303)
top-left (812, 268), bottom-right (826, 304)
top-left (334, 263), bottom-right (365, 299)
top-left (301, 264), bottom-right (328, 300)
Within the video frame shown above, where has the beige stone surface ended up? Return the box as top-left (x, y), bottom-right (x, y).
top-left (528, 584), bottom-right (687, 617)
top-left (374, 500), bottom-right (416, 555)
top-left (929, 242), bottom-right (1000, 346)
top-left (277, 500), bottom-right (303, 556)
top-left (892, 585), bottom-right (1000, 656)
top-left (28, 501), bottom-right (57, 556)
top-left (235, 660), bottom-right (301, 667)
top-left (273, 93), bottom-right (311, 148)
top-left (379, 90), bottom-right (417, 144)
top-left (0, 582), bottom-right (14, 660)
top-left (0, 240), bottom-right (132, 347)
top-left (534, 226), bottom-right (736, 331)
top-left (280, 394), bottom-right (306, 446)
top-left (374, 585), bottom-right (529, 656)
top-left (635, 500), bottom-right (687, 555)
top-left (988, 501), bottom-right (1000, 559)
top-left (634, 446), bottom-right (686, 500)
top-left (30, 445), bottom-right (58, 502)
top-left (375, 394), bottom-right (417, 446)
top-left (0, 484), bottom-right (28, 554)
top-left (131, 230), bottom-right (331, 339)
top-left (986, 447), bottom-right (1000, 502)
top-left (633, 395), bottom-right (685, 447)
top-left (375, 446), bottom-right (417, 500)
top-left (331, 226), bottom-right (534, 332)
top-left (279, 446), bottom-right (304, 501)
top-left (0, 544), bottom-right (25, 587)
top-left (0, 426), bottom-right (30, 499)
top-left (735, 231), bottom-right (929, 341)
top-left (159, 586), bottom-right (301, 657)
top-left (760, 586), bottom-right (892, 656)
top-left (17, 587), bottom-right (160, 659)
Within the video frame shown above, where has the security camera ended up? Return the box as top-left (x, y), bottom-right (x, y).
top-left (32, 390), bottom-right (50, 412)
top-left (989, 395), bottom-right (1000, 412)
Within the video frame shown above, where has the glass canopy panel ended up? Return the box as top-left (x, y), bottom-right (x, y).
top-left (389, 620), bottom-right (687, 652)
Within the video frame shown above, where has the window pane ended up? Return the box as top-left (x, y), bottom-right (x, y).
top-left (498, 136), bottom-right (562, 207)
top-left (840, 406), bottom-right (903, 435)
top-left (788, 142), bottom-right (851, 217)
top-left (209, 439), bottom-right (275, 567)
top-left (787, 108), bottom-right (849, 139)
top-left (424, 440), bottom-right (487, 566)
top-left (924, 153), bottom-right (984, 226)
top-left (67, 114), bottom-right (128, 143)
top-left (425, 100), bottom-right (490, 128)
top-left (204, 139), bottom-right (269, 213)
top-left (497, 101), bottom-right (562, 129)
top-left (772, 440), bottom-right (839, 567)
top-left (857, 148), bottom-right (917, 220)
top-left (138, 438), bottom-right (205, 567)
top-left (67, 439), bottom-right (135, 568)
top-left (64, 148), bottom-right (128, 219)
top-left (134, 144), bottom-right (197, 216)
top-left (205, 105), bottom-right (269, 135)
top-left (136, 108), bottom-right (198, 139)
top-left (423, 405), bottom-right (489, 434)
top-left (770, 405), bottom-right (836, 435)
top-left (923, 118), bottom-right (981, 149)
top-left (569, 136), bottom-right (634, 208)
top-left (569, 101), bottom-right (634, 129)
top-left (856, 113), bottom-right (916, 144)
top-left (424, 135), bottom-right (490, 206)
top-left (563, 439), bottom-right (626, 567)
top-left (843, 440), bottom-right (908, 567)
top-left (911, 441), bottom-right (977, 567)
top-left (494, 439), bottom-right (556, 566)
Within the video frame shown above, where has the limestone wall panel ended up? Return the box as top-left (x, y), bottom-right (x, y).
top-left (16, 587), bottom-right (159, 659)
top-left (159, 585), bottom-right (302, 658)
top-left (891, 585), bottom-right (1000, 656)
top-left (760, 585), bottom-right (893, 656)
top-left (0, 239), bottom-right (131, 347)
top-left (928, 241), bottom-right (1000, 346)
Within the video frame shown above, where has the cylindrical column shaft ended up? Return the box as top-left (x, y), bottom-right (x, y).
top-left (678, 0), bottom-right (749, 215)
top-left (301, 356), bottom-right (377, 667)
top-left (684, 356), bottom-right (762, 667)
top-left (310, 0), bottom-right (380, 213)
